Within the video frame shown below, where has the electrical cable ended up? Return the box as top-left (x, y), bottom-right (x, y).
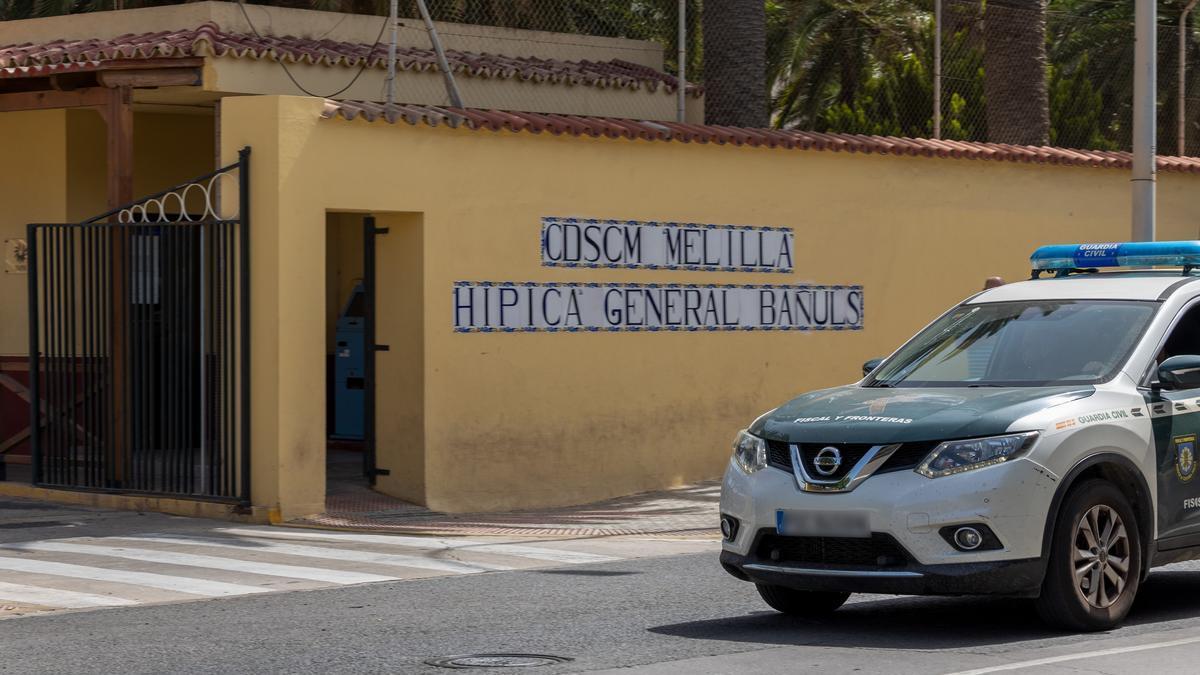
top-left (236, 0), bottom-right (389, 99)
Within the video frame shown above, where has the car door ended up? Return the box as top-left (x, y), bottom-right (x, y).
top-left (1147, 302), bottom-right (1200, 544)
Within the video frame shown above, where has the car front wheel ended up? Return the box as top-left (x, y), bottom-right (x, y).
top-left (1035, 479), bottom-right (1142, 631)
top-left (756, 584), bottom-right (850, 616)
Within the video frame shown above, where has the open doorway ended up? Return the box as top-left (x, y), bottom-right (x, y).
top-left (323, 211), bottom-right (425, 510)
top-left (325, 213), bottom-right (368, 495)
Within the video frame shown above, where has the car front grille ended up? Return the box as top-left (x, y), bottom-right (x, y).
top-left (765, 439), bottom-right (938, 476)
top-left (754, 530), bottom-right (910, 568)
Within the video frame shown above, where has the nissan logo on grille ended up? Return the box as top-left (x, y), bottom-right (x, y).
top-left (812, 447), bottom-right (842, 476)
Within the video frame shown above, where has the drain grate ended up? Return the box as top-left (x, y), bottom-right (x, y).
top-left (425, 654), bottom-right (573, 669)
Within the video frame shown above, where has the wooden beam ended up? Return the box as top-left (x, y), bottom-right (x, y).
top-left (101, 86), bottom-right (134, 209)
top-left (101, 85), bottom-right (133, 482)
top-left (0, 87), bottom-right (109, 112)
top-left (94, 57), bottom-right (204, 72)
top-left (98, 68), bottom-right (201, 89)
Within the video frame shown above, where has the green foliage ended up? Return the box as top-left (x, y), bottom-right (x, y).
top-left (1049, 57), bottom-right (1116, 150)
top-left (819, 52), bottom-right (930, 136)
top-left (1, 0), bottom-right (1193, 151)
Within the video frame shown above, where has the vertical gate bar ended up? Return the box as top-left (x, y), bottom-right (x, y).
top-left (81, 226), bottom-right (91, 486)
top-left (200, 224), bottom-right (209, 495)
top-left (102, 227), bottom-right (111, 487)
top-left (160, 226), bottom-right (169, 493)
top-left (54, 225), bottom-right (66, 485)
top-left (224, 219), bottom-right (233, 498)
top-left (42, 227), bottom-right (53, 485)
top-left (164, 226), bottom-right (174, 494)
top-left (42, 226), bottom-right (52, 485)
top-left (89, 225), bottom-right (99, 487)
top-left (134, 227), bottom-right (145, 491)
top-left (188, 224), bottom-right (198, 494)
top-left (67, 226), bottom-right (78, 486)
top-left (363, 216), bottom-right (377, 485)
top-left (127, 228), bottom-right (136, 491)
top-left (26, 225), bottom-right (41, 485)
top-left (192, 224), bottom-right (200, 493)
top-left (50, 225), bottom-right (60, 485)
top-left (124, 223), bottom-right (134, 490)
top-left (174, 225), bottom-right (184, 494)
top-left (178, 225), bottom-right (187, 493)
top-left (238, 148), bottom-right (251, 503)
top-left (128, 228), bottom-right (137, 490)
top-left (218, 221), bottom-right (226, 497)
top-left (104, 223), bottom-right (114, 488)
top-left (81, 229), bottom-right (89, 484)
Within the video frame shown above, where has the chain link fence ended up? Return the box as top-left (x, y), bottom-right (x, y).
top-left (8, 0), bottom-right (1200, 152)
top-left (369, 0), bottom-right (1200, 154)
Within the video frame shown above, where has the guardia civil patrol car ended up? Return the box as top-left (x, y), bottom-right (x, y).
top-left (720, 241), bottom-right (1200, 631)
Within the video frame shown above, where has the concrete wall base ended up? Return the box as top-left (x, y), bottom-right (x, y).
top-left (0, 483), bottom-right (272, 523)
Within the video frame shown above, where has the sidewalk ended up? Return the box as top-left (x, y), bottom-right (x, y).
top-left (289, 476), bottom-right (721, 538)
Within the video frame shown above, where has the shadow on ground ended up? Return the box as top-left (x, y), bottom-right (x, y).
top-left (304, 449), bottom-right (722, 536)
top-left (650, 568), bottom-right (1200, 650)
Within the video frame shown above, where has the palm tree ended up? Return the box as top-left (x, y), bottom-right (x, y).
top-left (766, 0), bottom-right (926, 130)
top-left (982, 0), bottom-right (1049, 145)
top-left (703, 0), bottom-right (769, 127)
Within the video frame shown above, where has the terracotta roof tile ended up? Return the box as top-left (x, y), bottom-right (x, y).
top-left (322, 100), bottom-right (1200, 173)
top-left (0, 22), bottom-right (699, 95)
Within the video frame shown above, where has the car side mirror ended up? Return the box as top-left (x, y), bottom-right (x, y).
top-left (1158, 355), bottom-right (1200, 390)
top-left (863, 357), bottom-right (884, 377)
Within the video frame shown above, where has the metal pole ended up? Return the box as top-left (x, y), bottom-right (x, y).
top-left (415, 0), bottom-right (464, 108)
top-left (1132, 0), bottom-right (1157, 241)
top-left (386, 0), bottom-right (398, 105)
top-left (933, 0), bottom-right (942, 139)
top-left (1181, 0), bottom-right (1198, 156)
top-left (677, 0), bottom-right (687, 123)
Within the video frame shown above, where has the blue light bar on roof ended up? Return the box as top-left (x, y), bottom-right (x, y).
top-left (1030, 241), bottom-right (1200, 270)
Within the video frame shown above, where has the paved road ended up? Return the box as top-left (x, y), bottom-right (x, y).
top-left (0, 498), bottom-right (709, 619)
top-left (4, 499), bottom-right (1200, 673)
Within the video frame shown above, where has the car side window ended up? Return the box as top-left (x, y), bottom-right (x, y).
top-left (1156, 304), bottom-right (1200, 371)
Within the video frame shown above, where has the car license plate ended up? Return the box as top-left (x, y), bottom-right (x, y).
top-left (776, 509), bottom-right (870, 538)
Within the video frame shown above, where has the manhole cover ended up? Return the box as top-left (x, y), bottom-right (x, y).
top-left (425, 654), bottom-right (572, 669)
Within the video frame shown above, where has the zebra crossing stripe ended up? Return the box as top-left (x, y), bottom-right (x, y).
top-left (113, 534), bottom-right (512, 574)
top-left (0, 554), bottom-right (270, 597)
top-left (0, 581), bottom-right (137, 609)
top-left (4, 541), bottom-right (399, 586)
top-left (216, 527), bottom-right (619, 564)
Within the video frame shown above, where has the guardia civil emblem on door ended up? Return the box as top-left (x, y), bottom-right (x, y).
top-left (1175, 435), bottom-right (1197, 483)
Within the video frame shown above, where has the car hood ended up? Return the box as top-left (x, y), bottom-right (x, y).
top-left (750, 384), bottom-right (1095, 444)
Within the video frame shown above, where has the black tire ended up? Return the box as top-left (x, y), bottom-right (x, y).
top-left (755, 583), bottom-right (850, 616)
top-left (1035, 479), bottom-right (1142, 631)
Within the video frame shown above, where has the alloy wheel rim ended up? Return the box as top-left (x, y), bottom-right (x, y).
top-left (1072, 504), bottom-right (1131, 609)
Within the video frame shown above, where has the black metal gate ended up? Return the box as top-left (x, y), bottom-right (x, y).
top-left (362, 215), bottom-right (383, 485)
top-left (25, 148), bottom-right (251, 502)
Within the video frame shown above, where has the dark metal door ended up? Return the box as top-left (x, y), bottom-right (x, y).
top-left (361, 215), bottom-right (386, 485)
top-left (25, 148), bottom-right (251, 503)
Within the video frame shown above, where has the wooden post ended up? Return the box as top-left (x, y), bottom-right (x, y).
top-left (99, 86), bottom-right (133, 483)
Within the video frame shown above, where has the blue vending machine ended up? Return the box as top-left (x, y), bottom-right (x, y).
top-left (332, 284), bottom-right (366, 440)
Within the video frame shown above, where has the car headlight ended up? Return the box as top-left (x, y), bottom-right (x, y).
top-left (732, 430), bottom-right (768, 474)
top-left (915, 432), bottom-right (1038, 478)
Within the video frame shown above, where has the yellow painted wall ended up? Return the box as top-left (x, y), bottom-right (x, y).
top-left (220, 96), bottom-right (326, 520)
top-left (221, 95), bottom-right (1200, 516)
top-left (372, 212), bottom-right (426, 503)
top-left (0, 110), bottom-right (67, 357)
top-left (325, 213), bottom-right (365, 349)
top-left (1, 110), bottom-right (215, 358)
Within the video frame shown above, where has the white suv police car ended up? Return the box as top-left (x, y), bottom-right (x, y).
top-left (719, 241), bottom-right (1200, 631)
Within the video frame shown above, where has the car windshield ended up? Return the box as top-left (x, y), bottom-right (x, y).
top-left (867, 300), bottom-right (1157, 388)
